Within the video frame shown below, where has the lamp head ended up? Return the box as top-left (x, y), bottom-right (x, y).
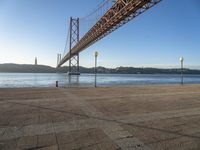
top-left (95, 51), bottom-right (99, 57)
top-left (180, 57), bottom-right (184, 62)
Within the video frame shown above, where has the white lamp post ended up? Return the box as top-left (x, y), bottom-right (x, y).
top-left (94, 51), bottom-right (99, 87)
top-left (180, 57), bottom-right (184, 85)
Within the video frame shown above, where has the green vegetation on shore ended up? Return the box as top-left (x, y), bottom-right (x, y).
top-left (0, 63), bottom-right (200, 74)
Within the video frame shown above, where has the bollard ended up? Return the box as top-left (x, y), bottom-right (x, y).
top-left (56, 81), bottom-right (58, 87)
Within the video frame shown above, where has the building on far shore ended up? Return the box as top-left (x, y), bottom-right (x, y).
top-left (35, 57), bottom-right (37, 65)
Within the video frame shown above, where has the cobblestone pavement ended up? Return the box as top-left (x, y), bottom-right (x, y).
top-left (0, 85), bottom-right (200, 150)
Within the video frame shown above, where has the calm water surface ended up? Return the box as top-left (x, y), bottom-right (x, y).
top-left (0, 73), bottom-right (200, 88)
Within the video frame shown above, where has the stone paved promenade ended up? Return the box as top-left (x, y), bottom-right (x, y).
top-left (0, 85), bottom-right (200, 150)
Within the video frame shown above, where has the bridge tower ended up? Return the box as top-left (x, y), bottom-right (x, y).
top-left (68, 17), bottom-right (80, 75)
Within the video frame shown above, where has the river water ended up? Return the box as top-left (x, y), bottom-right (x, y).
top-left (0, 73), bottom-right (200, 88)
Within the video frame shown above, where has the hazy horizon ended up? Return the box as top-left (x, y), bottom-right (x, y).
top-left (1, 62), bottom-right (200, 70)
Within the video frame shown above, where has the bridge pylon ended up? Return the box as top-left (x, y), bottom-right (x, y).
top-left (68, 17), bottom-right (80, 75)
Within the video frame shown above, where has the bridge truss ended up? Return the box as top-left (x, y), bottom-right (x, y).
top-left (57, 0), bottom-right (162, 73)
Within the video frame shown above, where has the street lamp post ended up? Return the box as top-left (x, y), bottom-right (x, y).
top-left (180, 57), bottom-right (184, 85)
top-left (94, 51), bottom-right (99, 87)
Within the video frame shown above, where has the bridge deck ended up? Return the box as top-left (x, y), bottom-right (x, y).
top-left (0, 85), bottom-right (200, 149)
top-left (58, 0), bottom-right (161, 67)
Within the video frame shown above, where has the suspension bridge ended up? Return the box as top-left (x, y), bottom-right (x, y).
top-left (57, 0), bottom-right (162, 75)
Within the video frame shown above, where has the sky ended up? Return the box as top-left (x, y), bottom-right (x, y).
top-left (0, 0), bottom-right (200, 69)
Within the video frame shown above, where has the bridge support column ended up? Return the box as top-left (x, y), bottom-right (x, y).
top-left (68, 17), bottom-right (80, 75)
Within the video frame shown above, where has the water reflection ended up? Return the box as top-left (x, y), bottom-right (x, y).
top-left (67, 75), bottom-right (80, 87)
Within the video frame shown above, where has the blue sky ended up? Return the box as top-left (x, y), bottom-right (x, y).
top-left (0, 0), bottom-right (200, 68)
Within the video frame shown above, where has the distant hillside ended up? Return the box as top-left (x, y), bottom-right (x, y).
top-left (0, 64), bottom-right (55, 73)
top-left (0, 63), bottom-right (200, 74)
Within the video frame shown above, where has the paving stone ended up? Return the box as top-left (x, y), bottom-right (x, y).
top-left (1, 85), bottom-right (200, 149)
top-left (37, 145), bottom-right (59, 150)
top-left (0, 139), bottom-right (19, 150)
top-left (37, 134), bottom-right (57, 148)
top-left (17, 135), bottom-right (37, 149)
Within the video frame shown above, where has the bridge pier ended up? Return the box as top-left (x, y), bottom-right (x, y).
top-left (68, 17), bottom-right (80, 75)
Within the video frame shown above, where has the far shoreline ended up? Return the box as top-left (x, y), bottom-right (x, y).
top-left (1, 63), bottom-right (200, 74)
top-left (1, 72), bottom-right (200, 75)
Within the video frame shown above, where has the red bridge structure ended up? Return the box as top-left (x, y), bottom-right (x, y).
top-left (57, 0), bottom-right (162, 75)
